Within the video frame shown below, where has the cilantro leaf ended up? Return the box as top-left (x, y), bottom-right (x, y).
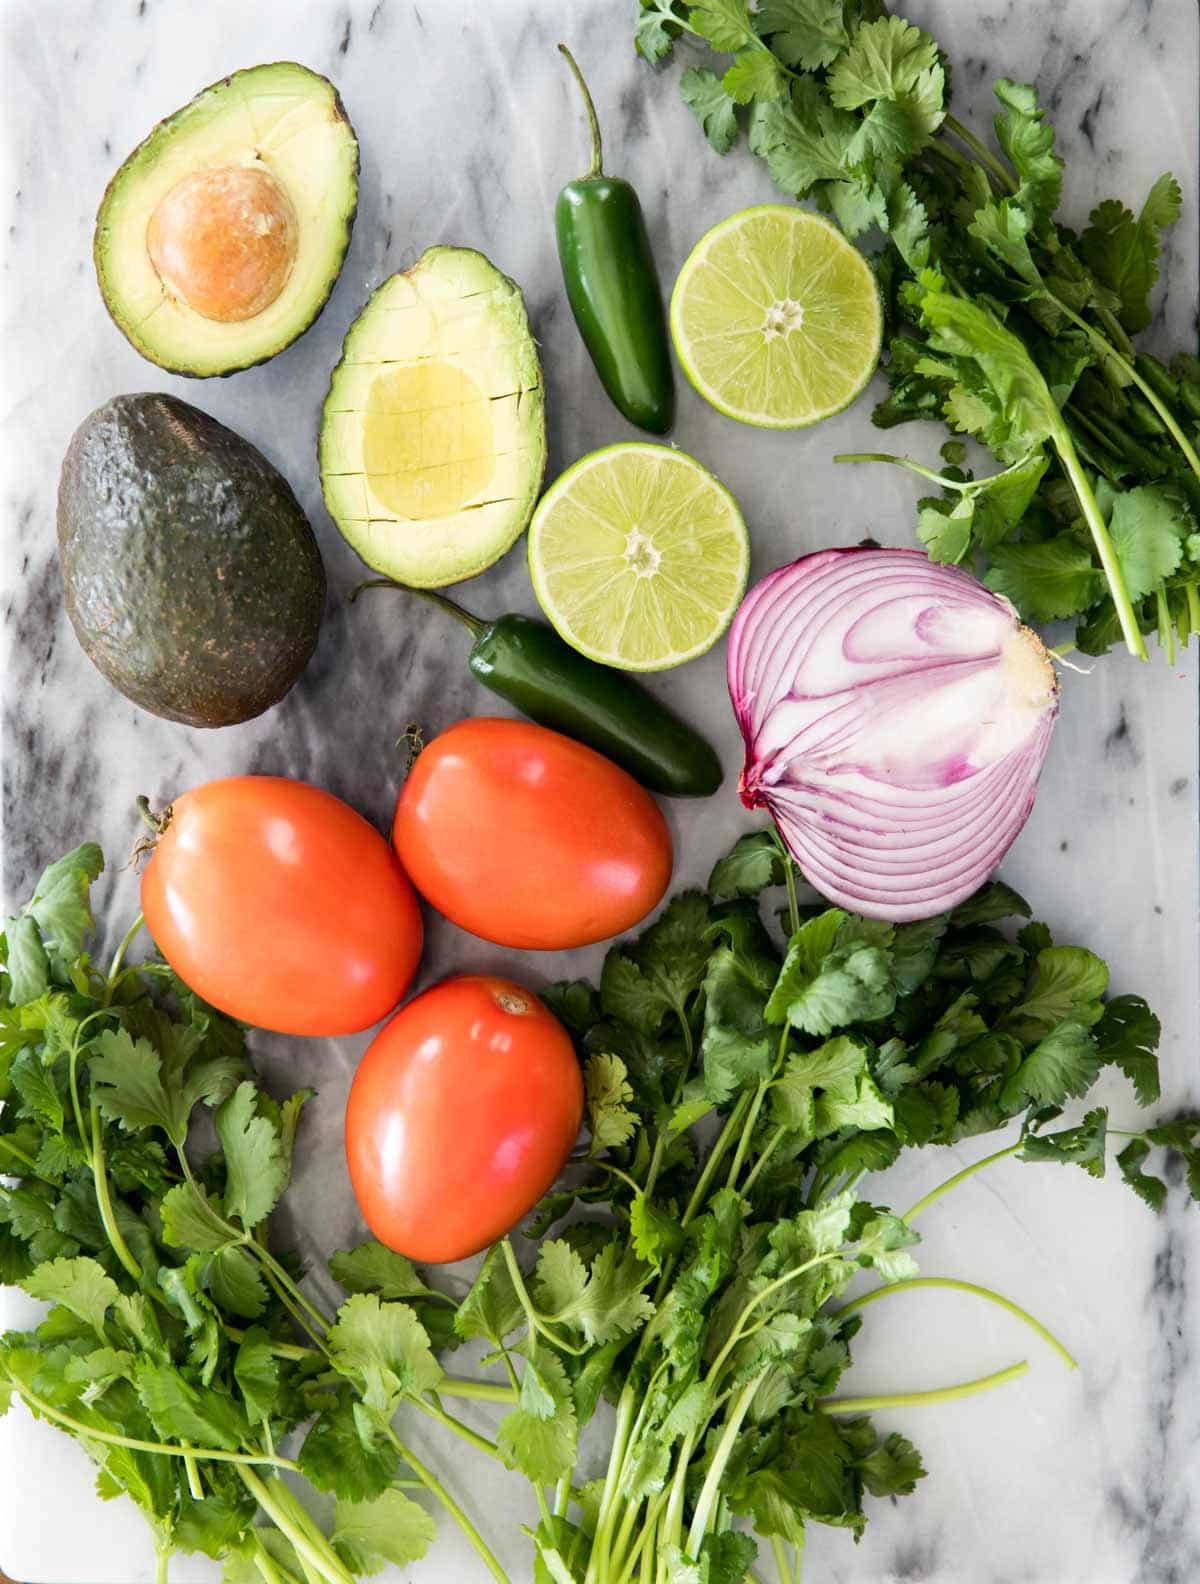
top-left (585, 1053), bottom-right (638, 1154)
top-left (134, 1360), bottom-right (248, 1450)
top-left (709, 832), bottom-right (787, 900)
top-left (1107, 486), bottom-right (1188, 603)
top-left (1115, 1138), bottom-right (1167, 1211)
top-left (636, 1), bottom-right (683, 64)
top-left (827, 16), bottom-right (939, 109)
top-left (159, 1182), bottom-right (232, 1254)
top-left (858, 1431), bottom-right (926, 1497)
top-left (20, 1255), bottom-right (118, 1339)
top-left (755, 0), bottom-right (848, 70)
top-left (201, 1245), bottom-right (268, 1321)
top-left (984, 539), bottom-right (1105, 622)
top-left (329, 1242), bottom-right (438, 1302)
top-left (1002, 947), bottom-right (1108, 1042)
top-left (765, 912), bottom-right (896, 1037)
top-left (992, 79), bottom-right (1062, 224)
top-left (2, 843), bottom-right (103, 1002)
top-left (724, 49), bottom-right (787, 105)
top-left (680, 68), bottom-right (740, 154)
top-left (331, 1489), bottom-right (437, 1573)
top-left (327, 1293), bottom-right (442, 1414)
top-left (534, 1239), bottom-right (589, 1319)
top-left (454, 1243), bottom-right (524, 1343)
top-left (298, 1396), bottom-right (401, 1502)
top-left (9, 1048), bottom-right (65, 1135)
top-left (498, 1395), bottom-right (578, 1484)
top-left (233, 1327), bottom-right (280, 1426)
top-left (214, 1082), bottom-right (287, 1231)
top-left (1094, 995), bottom-right (1160, 1106)
top-left (1021, 1108), bottom-right (1107, 1179)
top-left (690, 0), bottom-right (756, 52)
top-left (702, 937), bottom-right (776, 1103)
top-left (600, 893), bottom-right (711, 1035)
top-left (1001, 1021), bottom-right (1101, 1110)
top-left (630, 1193), bottom-right (686, 1267)
top-left (536, 1241), bottom-right (653, 1345)
top-left (747, 79), bottom-right (857, 193)
top-left (1080, 173), bottom-right (1182, 334)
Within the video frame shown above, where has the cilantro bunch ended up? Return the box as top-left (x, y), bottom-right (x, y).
top-left (635, 0), bottom-right (1200, 662)
top-left (432, 829), bottom-right (1197, 1582)
top-left (0, 845), bottom-right (516, 1584)
top-left (4, 839), bottom-right (1197, 1584)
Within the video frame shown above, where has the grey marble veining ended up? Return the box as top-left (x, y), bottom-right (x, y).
top-left (1, 2), bottom-right (1198, 1581)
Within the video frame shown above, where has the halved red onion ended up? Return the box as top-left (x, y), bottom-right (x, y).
top-left (727, 547), bottom-right (1058, 921)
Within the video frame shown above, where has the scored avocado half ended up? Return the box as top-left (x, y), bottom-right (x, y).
top-left (319, 246), bottom-right (547, 588)
top-left (95, 62), bottom-right (359, 377)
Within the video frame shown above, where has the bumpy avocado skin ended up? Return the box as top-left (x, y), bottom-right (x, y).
top-left (57, 394), bottom-right (326, 727)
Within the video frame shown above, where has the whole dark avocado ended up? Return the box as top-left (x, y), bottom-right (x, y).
top-left (58, 393), bottom-right (326, 727)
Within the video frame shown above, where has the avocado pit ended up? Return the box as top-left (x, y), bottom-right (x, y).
top-left (146, 162), bottom-right (298, 323)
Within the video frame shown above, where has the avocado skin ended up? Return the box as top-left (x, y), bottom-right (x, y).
top-left (58, 393), bottom-right (325, 727)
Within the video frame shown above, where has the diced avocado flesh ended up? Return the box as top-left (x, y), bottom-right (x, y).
top-left (95, 61), bottom-right (358, 376)
top-left (319, 246), bottom-right (547, 588)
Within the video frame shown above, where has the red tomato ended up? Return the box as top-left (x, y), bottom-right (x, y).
top-left (141, 776), bottom-right (422, 1036)
top-left (344, 974), bottom-right (583, 1262)
top-left (393, 718), bottom-right (673, 949)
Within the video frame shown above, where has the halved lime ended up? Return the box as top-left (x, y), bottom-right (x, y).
top-left (670, 204), bottom-right (882, 429)
top-left (527, 443), bottom-right (749, 671)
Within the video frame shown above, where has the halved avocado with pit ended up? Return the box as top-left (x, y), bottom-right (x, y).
top-left (319, 246), bottom-right (547, 588)
top-left (95, 61), bottom-right (359, 377)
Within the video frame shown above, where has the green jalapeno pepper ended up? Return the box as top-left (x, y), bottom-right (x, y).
top-left (555, 44), bottom-right (675, 435)
top-left (356, 580), bottom-right (721, 797)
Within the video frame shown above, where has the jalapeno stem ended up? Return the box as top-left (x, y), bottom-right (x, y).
top-left (559, 43), bottom-right (604, 179)
top-left (350, 577), bottom-right (486, 640)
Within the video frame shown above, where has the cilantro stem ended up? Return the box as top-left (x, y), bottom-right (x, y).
top-left (437, 1376), bottom-right (516, 1404)
top-left (415, 1393), bottom-right (504, 1461)
top-left (726, 1076), bottom-right (771, 1192)
top-left (500, 1237), bottom-right (589, 1355)
top-left (680, 1091), bottom-right (752, 1232)
top-left (386, 1427), bottom-right (513, 1584)
top-left (834, 451), bottom-right (962, 488)
top-left (771, 1536), bottom-right (794, 1584)
top-left (1058, 300), bottom-right (1200, 481)
top-left (941, 113), bottom-right (1017, 194)
top-left (584, 1387), bottom-right (637, 1584)
top-left (739, 1120), bottom-right (789, 1198)
top-left (902, 1141), bottom-right (1022, 1221)
top-left (102, 913), bottom-right (144, 1005)
top-left (705, 1252), bottom-right (839, 1388)
top-left (685, 1376), bottom-right (757, 1554)
top-left (155, 1540), bottom-right (170, 1584)
top-left (838, 1276), bottom-right (1076, 1370)
top-left (819, 1358), bottom-right (1029, 1413)
top-left (0, 1135), bottom-right (38, 1172)
top-left (612, 1488), bottom-right (668, 1584)
top-left (554, 1471), bottom-right (571, 1519)
top-left (89, 1096), bottom-right (144, 1284)
top-left (1156, 588), bottom-right (1176, 663)
top-left (237, 1468), bottom-right (355, 1584)
top-left (5, 1376), bottom-right (301, 1470)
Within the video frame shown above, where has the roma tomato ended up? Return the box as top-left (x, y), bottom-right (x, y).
top-left (393, 718), bottom-right (672, 949)
top-left (344, 975), bottom-right (583, 1263)
top-left (141, 776), bottom-right (422, 1036)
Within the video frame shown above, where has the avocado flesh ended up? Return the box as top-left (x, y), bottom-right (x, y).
top-left (320, 246), bottom-right (547, 588)
top-left (58, 394), bottom-right (325, 727)
top-left (95, 61), bottom-right (358, 376)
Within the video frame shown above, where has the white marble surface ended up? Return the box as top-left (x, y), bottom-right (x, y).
top-left (1, 1), bottom-right (1198, 1581)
